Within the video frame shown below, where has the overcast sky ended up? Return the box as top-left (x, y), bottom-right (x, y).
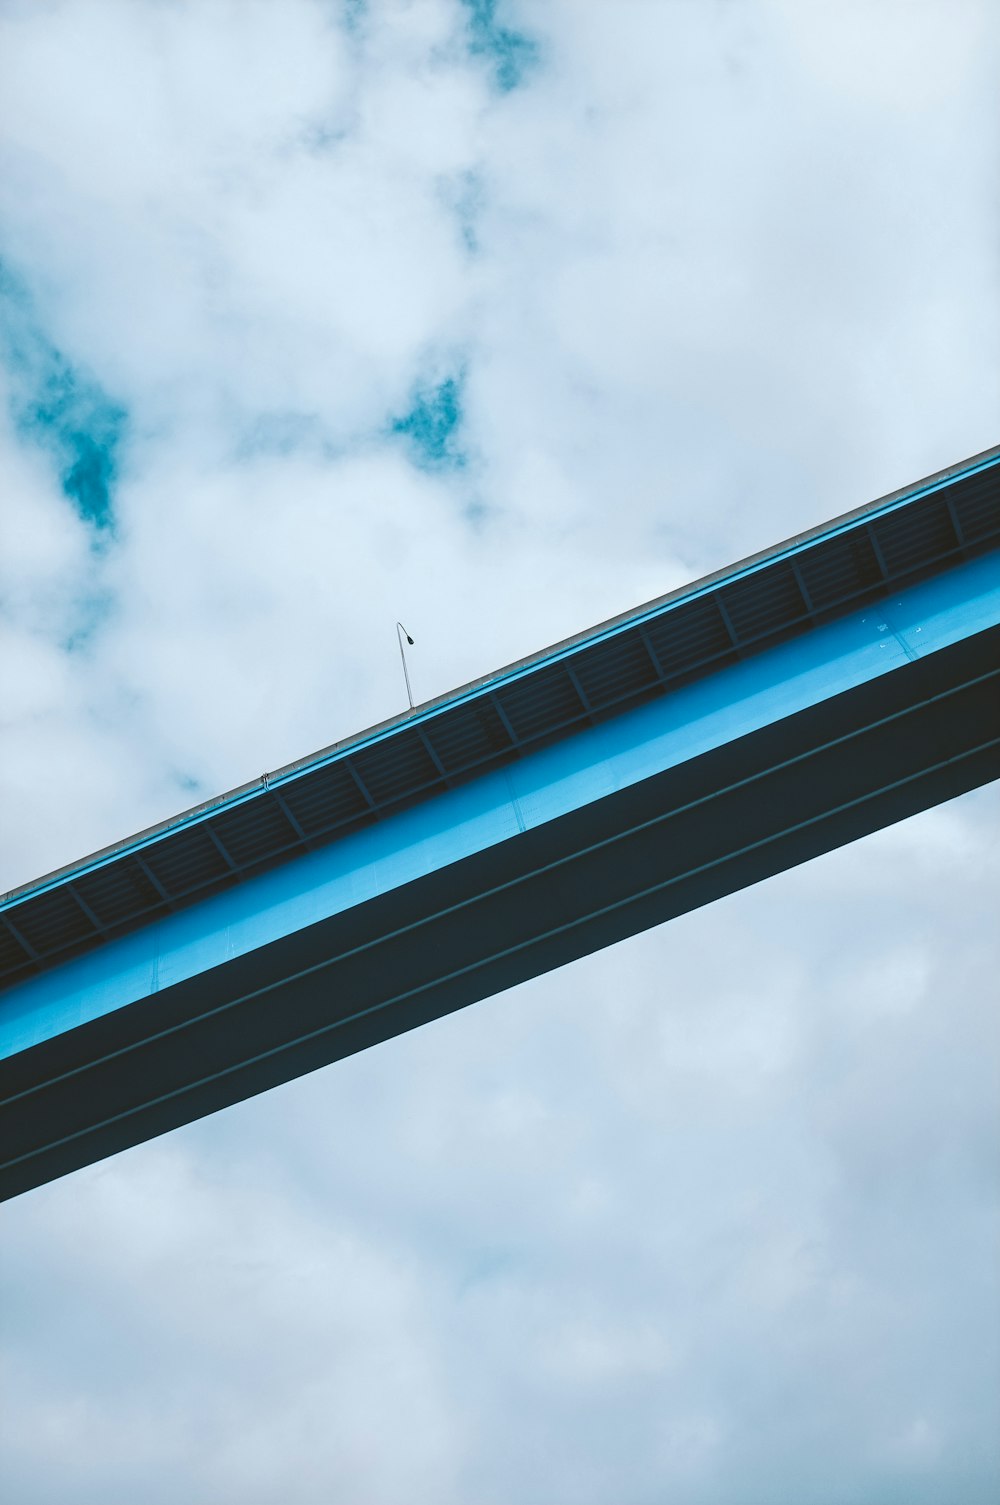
top-left (1, 2), bottom-right (998, 1501)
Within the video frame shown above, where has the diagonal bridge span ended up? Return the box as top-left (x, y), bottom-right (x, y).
top-left (2, 444), bottom-right (999, 1199)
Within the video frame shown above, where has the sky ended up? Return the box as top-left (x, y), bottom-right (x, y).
top-left (0, 1), bottom-right (998, 1500)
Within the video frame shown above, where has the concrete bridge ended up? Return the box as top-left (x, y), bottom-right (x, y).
top-left (2, 444), bottom-right (998, 1200)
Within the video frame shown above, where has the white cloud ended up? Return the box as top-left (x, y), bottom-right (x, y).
top-left (0, 1), bottom-right (998, 1499)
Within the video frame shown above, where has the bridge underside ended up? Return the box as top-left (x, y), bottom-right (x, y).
top-left (2, 450), bottom-right (999, 1200)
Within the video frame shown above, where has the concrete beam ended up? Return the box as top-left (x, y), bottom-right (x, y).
top-left (2, 544), bottom-right (999, 1201)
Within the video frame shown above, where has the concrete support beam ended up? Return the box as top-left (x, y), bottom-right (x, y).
top-left (2, 528), bottom-right (998, 1201)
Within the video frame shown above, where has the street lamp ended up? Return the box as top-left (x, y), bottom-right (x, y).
top-left (396, 622), bottom-right (415, 710)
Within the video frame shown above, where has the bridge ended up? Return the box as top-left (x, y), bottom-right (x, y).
top-left (2, 445), bottom-right (999, 1200)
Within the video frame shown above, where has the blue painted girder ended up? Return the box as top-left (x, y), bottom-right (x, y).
top-left (1, 532), bottom-right (999, 1200)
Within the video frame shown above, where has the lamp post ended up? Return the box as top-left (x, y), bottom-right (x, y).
top-left (396, 622), bottom-right (415, 710)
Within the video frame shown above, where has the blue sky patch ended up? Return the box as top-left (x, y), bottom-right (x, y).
top-left (59, 586), bottom-right (116, 655)
top-left (462, 0), bottom-right (539, 92)
top-left (443, 169), bottom-right (484, 254)
top-left (0, 264), bottom-right (127, 531)
top-left (341, 0), bottom-right (366, 31)
top-left (391, 373), bottom-right (467, 470)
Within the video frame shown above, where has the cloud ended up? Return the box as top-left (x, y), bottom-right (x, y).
top-left (0, 1), bottom-right (998, 1500)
